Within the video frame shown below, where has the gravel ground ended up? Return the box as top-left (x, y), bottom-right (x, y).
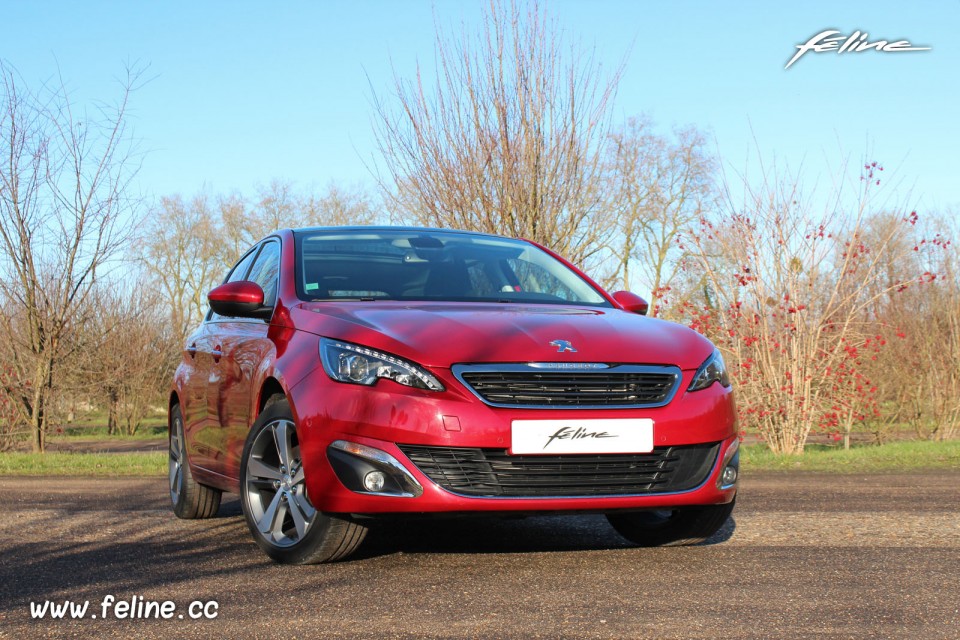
top-left (1, 473), bottom-right (958, 639)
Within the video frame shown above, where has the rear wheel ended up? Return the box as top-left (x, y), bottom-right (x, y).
top-left (240, 397), bottom-right (367, 564)
top-left (169, 404), bottom-right (222, 519)
top-left (607, 500), bottom-right (735, 547)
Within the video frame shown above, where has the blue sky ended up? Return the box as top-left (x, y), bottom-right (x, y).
top-left (6, 1), bottom-right (957, 211)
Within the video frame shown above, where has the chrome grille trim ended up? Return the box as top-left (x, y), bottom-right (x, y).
top-left (452, 363), bottom-right (682, 409)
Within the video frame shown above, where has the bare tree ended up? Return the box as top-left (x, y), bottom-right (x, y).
top-left (82, 284), bottom-right (173, 435)
top-left (141, 194), bottom-right (222, 342)
top-left (865, 211), bottom-right (960, 442)
top-left (682, 159), bottom-right (923, 454)
top-left (602, 116), bottom-right (715, 312)
top-left (216, 180), bottom-right (380, 269)
top-left (372, 0), bottom-right (623, 267)
top-left (302, 181), bottom-right (379, 228)
top-left (0, 304), bottom-right (33, 449)
top-left (0, 62), bottom-right (142, 452)
top-left (217, 180), bottom-right (302, 256)
top-left (141, 181), bottom-right (380, 343)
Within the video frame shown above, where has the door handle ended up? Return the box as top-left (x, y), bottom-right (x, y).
top-left (186, 343), bottom-right (197, 358)
top-left (212, 345), bottom-right (222, 363)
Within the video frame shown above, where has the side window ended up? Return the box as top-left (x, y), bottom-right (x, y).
top-left (246, 241), bottom-right (281, 307)
top-left (228, 248), bottom-right (259, 283)
top-left (208, 246), bottom-right (260, 322)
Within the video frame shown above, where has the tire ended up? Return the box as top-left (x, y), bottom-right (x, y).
top-left (607, 500), bottom-right (735, 547)
top-left (239, 397), bottom-right (367, 564)
top-left (169, 404), bottom-right (222, 519)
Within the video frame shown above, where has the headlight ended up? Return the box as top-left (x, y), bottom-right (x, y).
top-left (320, 338), bottom-right (444, 391)
top-left (688, 349), bottom-right (731, 391)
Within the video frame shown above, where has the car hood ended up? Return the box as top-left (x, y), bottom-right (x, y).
top-left (291, 302), bottom-right (714, 370)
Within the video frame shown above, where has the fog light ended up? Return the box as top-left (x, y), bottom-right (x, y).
top-left (363, 470), bottom-right (386, 493)
top-left (721, 465), bottom-right (738, 487)
top-left (327, 440), bottom-right (424, 498)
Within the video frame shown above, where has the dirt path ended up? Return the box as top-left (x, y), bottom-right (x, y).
top-left (1, 472), bottom-right (958, 639)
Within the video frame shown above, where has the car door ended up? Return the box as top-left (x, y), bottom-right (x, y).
top-left (181, 321), bottom-right (217, 466)
top-left (210, 239), bottom-right (281, 481)
top-left (188, 246), bottom-right (260, 475)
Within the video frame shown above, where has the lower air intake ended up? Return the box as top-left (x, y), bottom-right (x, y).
top-left (397, 443), bottom-right (720, 497)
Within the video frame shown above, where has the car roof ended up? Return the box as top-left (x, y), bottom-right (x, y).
top-left (288, 225), bottom-right (514, 241)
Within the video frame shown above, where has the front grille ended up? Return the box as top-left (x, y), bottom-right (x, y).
top-left (397, 443), bottom-right (720, 497)
top-left (453, 364), bottom-right (681, 408)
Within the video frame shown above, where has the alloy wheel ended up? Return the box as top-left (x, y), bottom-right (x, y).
top-left (244, 419), bottom-right (317, 547)
top-left (169, 415), bottom-right (185, 505)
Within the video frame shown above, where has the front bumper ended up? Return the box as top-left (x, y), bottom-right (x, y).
top-left (290, 366), bottom-right (738, 515)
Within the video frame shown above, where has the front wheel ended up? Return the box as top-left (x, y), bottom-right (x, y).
top-left (240, 397), bottom-right (367, 564)
top-left (607, 500), bottom-right (735, 547)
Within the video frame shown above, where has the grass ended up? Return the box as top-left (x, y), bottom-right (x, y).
top-left (0, 439), bottom-right (957, 477)
top-left (741, 440), bottom-right (960, 473)
top-left (47, 426), bottom-right (167, 441)
top-left (50, 416), bottom-right (167, 439)
top-left (0, 452), bottom-right (166, 476)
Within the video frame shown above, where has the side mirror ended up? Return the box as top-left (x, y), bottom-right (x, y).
top-left (208, 281), bottom-right (272, 320)
top-left (612, 290), bottom-right (649, 316)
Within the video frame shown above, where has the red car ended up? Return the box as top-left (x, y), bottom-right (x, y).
top-left (169, 227), bottom-right (738, 563)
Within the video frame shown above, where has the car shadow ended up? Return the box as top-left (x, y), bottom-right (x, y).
top-left (353, 512), bottom-right (738, 560)
top-left (2, 507), bottom-right (738, 614)
top-left (215, 491), bottom-right (737, 556)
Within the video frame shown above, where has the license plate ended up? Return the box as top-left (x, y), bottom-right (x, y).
top-left (511, 419), bottom-right (654, 455)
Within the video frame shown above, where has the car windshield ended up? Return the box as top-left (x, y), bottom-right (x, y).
top-left (294, 229), bottom-right (610, 307)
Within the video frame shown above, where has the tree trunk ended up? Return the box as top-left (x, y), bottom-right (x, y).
top-left (30, 368), bottom-right (46, 453)
top-left (842, 406), bottom-right (856, 451)
top-left (107, 389), bottom-right (119, 436)
top-left (31, 403), bottom-right (45, 453)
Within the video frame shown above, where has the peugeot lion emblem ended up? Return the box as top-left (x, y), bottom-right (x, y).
top-left (549, 339), bottom-right (577, 353)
